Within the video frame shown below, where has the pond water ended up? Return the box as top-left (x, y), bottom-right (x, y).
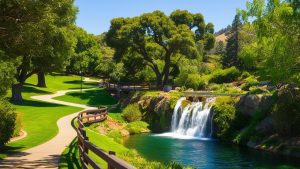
top-left (124, 134), bottom-right (300, 169)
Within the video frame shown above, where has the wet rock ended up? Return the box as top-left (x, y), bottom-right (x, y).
top-left (236, 94), bottom-right (273, 117)
top-left (255, 116), bottom-right (275, 135)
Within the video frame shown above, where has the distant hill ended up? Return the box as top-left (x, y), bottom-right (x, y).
top-left (215, 33), bottom-right (228, 42)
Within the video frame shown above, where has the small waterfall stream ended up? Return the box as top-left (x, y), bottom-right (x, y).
top-left (159, 97), bottom-right (215, 139)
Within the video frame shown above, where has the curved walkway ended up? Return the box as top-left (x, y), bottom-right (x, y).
top-left (0, 88), bottom-right (96, 169)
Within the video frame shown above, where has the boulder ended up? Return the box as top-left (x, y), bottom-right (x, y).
top-left (236, 94), bottom-right (273, 117)
top-left (255, 116), bottom-right (275, 135)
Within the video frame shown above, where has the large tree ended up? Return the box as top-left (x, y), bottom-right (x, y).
top-left (222, 14), bottom-right (243, 68)
top-left (106, 10), bottom-right (215, 89)
top-left (239, 0), bottom-right (300, 85)
top-left (0, 0), bottom-right (77, 102)
top-left (66, 27), bottom-right (102, 76)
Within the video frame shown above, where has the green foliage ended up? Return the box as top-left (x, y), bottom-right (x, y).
top-left (0, 51), bottom-right (16, 96)
top-left (210, 67), bottom-right (241, 84)
top-left (222, 14), bottom-right (243, 68)
top-left (239, 0), bottom-right (300, 85)
top-left (122, 104), bottom-right (142, 122)
top-left (107, 130), bottom-right (123, 143)
top-left (13, 113), bottom-right (22, 137)
top-left (106, 10), bottom-right (214, 87)
top-left (66, 27), bottom-right (102, 76)
top-left (1, 0), bottom-right (78, 102)
top-left (0, 99), bottom-right (17, 148)
top-left (271, 86), bottom-right (300, 136)
top-left (125, 121), bottom-right (149, 135)
top-left (209, 83), bottom-right (244, 94)
top-left (240, 75), bottom-right (259, 90)
top-left (185, 74), bottom-right (207, 90)
top-left (234, 111), bottom-right (268, 145)
top-left (212, 96), bottom-right (237, 139)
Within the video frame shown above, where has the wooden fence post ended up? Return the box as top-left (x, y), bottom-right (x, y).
top-left (108, 151), bottom-right (116, 169)
top-left (82, 130), bottom-right (89, 166)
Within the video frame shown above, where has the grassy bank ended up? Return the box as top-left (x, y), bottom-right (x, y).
top-left (1, 73), bottom-right (97, 159)
top-left (58, 89), bottom-right (191, 169)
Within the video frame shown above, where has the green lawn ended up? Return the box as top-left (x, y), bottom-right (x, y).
top-left (0, 73), bottom-right (98, 159)
top-left (54, 88), bottom-right (118, 107)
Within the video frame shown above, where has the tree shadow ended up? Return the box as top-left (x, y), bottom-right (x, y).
top-left (0, 145), bottom-right (25, 160)
top-left (63, 80), bottom-right (98, 89)
top-left (0, 152), bottom-right (61, 168)
top-left (59, 138), bottom-right (81, 169)
top-left (67, 89), bottom-right (118, 106)
top-left (22, 85), bottom-right (52, 95)
top-left (14, 99), bottom-right (67, 107)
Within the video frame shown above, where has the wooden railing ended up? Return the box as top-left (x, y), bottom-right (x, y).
top-left (76, 107), bottom-right (136, 169)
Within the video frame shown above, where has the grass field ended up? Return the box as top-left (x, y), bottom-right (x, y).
top-left (0, 73), bottom-right (98, 159)
top-left (54, 88), bottom-right (118, 107)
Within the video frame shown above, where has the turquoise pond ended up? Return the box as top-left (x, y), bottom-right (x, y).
top-left (123, 134), bottom-right (300, 169)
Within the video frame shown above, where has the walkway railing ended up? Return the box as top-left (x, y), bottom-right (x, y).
top-left (76, 107), bottom-right (136, 169)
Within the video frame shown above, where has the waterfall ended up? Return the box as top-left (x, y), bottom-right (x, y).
top-left (169, 97), bottom-right (215, 139)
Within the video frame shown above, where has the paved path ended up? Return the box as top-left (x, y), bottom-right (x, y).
top-left (0, 88), bottom-right (96, 168)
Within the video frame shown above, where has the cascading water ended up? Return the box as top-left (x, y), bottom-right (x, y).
top-left (160, 97), bottom-right (215, 139)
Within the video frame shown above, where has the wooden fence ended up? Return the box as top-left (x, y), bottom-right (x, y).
top-left (76, 107), bottom-right (136, 169)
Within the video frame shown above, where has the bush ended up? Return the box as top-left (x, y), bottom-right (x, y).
top-left (13, 113), bottom-right (22, 137)
top-left (210, 67), bottom-right (240, 84)
top-left (212, 96), bottom-right (237, 139)
top-left (0, 99), bottom-right (17, 148)
top-left (238, 71), bottom-right (251, 80)
top-left (272, 85), bottom-right (300, 137)
top-left (209, 83), bottom-right (244, 94)
top-left (240, 75), bottom-right (259, 90)
top-left (122, 103), bottom-right (142, 122)
top-left (125, 121), bottom-right (149, 135)
top-left (107, 130), bottom-right (123, 143)
top-left (185, 74), bottom-right (207, 90)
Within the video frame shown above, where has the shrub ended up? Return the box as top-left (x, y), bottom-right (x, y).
top-left (271, 85), bottom-right (300, 137)
top-left (210, 67), bottom-right (240, 84)
top-left (175, 73), bottom-right (210, 90)
top-left (107, 130), bottom-right (123, 143)
top-left (238, 71), bottom-right (251, 80)
top-left (125, 121), bottom-right (149, 135)
top-left (209, 83), bottom-right (244, 94)
top-left (185, 74), bottom-right (207, 90)
top-left (212, 96), bottom-right (237, 139)
top-left (122, 103), bottom-right (142, 122)
top-left (13, 113), bottom-right (22, 137)
top-left (240, 75), bottom-right (259, 90)
top-left (0, 99), bottom-right (17, 148)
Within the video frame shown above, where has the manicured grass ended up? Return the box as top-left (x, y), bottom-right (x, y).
top-left (54, 88), bottom-right (118, 107)
top-left (0, 73), bottom-right (97, 159)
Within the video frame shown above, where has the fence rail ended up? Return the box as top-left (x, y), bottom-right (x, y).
top-left (76, 107), bottom-right (136, 169)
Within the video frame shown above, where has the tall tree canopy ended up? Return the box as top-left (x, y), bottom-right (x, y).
top-left (239, 0), bottom-right (300, 85)
top-left (0, 0), bottom-right (77, 102)
top-left (106, 10), bottom-right (215, 88)
top-left (222, 14), bottom-right (243, 68)
top-left (66, 27), bottom-right (102, 76)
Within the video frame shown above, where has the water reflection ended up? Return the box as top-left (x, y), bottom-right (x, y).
top-left (124, 134), bottom-right (300, 169)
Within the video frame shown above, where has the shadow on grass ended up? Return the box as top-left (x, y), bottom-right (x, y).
top-left (59, 117), bottom-right (81, 169)
top-left (59, 138), bottom-right (81, 169)
top-left (63, 80), bottom-right (98, 88)
top-left (67, 89), bottom-right (118, 106)
top-left (12, 99), bottom-right (66, 107)
top-left (0, 145), bottom-right (25, 160)
top-left (22, 85), bottom-right (52, 95)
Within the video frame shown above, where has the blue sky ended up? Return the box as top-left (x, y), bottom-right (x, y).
top-left (74, 0), bottom-right (248, 35)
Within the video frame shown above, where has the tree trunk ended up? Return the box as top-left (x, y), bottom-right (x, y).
top-left (37, 71), bottom-right (46, 87)
top-left (156, 74), bottom-right (163, 90)
top-left (163, 53), bottom-right (171, 86)
top-left (11, 84), bottom-right (23, 103)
